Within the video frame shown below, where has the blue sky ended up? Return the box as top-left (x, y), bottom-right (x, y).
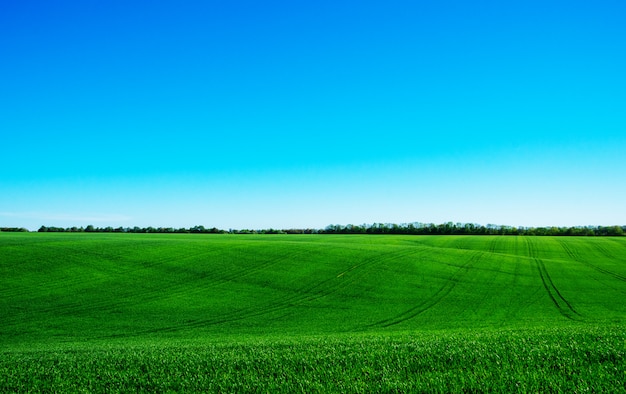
top-left (1, 0), bottom-right (625, 230)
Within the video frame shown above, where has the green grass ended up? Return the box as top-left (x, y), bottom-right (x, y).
top-left (1, 233), bottom-right (625, 392)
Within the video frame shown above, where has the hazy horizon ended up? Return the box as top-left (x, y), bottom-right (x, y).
top-left (2, 1), bottom-right (625, 231)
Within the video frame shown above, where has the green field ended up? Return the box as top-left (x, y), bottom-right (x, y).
top-left (1, 233), bottom-right (625, 392)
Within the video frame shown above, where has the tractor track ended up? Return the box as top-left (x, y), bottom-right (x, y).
top-left (525, 238), bottom-right (581, 321)
top-left (99, 246), bottom-right (428, 338)
top-left (558, 239), bottom-right (626, 283)
top-left (369, 250), bottom-right (483, 328)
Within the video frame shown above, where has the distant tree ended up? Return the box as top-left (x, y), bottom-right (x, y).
top-left (190, 225), bottom-right (206, 233)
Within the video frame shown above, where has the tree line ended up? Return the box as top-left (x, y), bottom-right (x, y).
top-left (320, 222), bottom-right (626, 236)
top-left (34, 225), bottom-right (319, 234)
top-left (23, 222), bottom-right (626, 236)
top-left (0, 227), bottom-right (29, 232)
top-left (36, 225), bottom-right (226, 234)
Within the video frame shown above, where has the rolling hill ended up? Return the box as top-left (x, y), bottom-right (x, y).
top-left (1, 233), bottom-right (624, 391)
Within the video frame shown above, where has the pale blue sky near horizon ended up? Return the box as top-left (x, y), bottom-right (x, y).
top-left (1, 0), bottom-right (625, 231)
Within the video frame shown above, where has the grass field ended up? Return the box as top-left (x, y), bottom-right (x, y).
top-left (1, 233), bottom-right (625, 392)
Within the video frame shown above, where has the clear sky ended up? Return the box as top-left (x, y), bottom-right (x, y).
top-left (1, 0), bottom-right (625, 231)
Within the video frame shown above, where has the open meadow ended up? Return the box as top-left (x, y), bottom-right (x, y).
top-left (1, 233), bottom-right (625, 392)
